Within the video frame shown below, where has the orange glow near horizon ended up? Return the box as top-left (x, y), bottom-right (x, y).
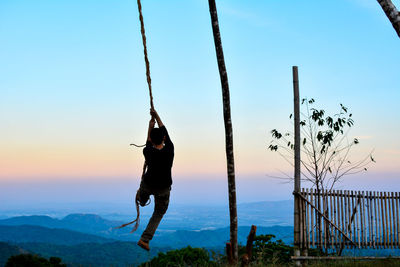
top-left (1, 140), bottom-right (399, 182)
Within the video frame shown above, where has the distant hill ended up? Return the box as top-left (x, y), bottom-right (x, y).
top-left (0, 214), bottom-right (136, 240)
top-left (0, 200), bottom-right (293, 231)
top-left (0, 212), bottom-right (294, 245)
top-left (0, 214), bottom-right (121, 233)
top-left (0, 225), bottom-right (115, 245)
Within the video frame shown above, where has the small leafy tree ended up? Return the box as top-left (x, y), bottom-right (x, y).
top-left (269, 98), bottom-right (374, 252)
top-left (269, 98), bottom-right (374, 192)
top-left (250, 234), bottom-right (293, 264)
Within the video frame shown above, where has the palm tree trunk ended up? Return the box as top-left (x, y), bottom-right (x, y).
top-left (208, 0), bottom-right (238, 264)
top-left (377, 0), bottom-right (400, 38)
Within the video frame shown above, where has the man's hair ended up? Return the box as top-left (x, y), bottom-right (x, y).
top-left (150, 128), bottom-right (164, 145)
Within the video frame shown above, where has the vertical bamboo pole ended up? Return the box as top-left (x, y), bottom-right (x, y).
top-left (299, 190), bottom-right (304, 250)
top-left (305, 191), bottom-right (309, 250)
top-left (385, 192), bottom-right (390, 248)
top-left (396, 192), bottom-right (399, 248)
top-left (333, 190), bottom-right (338, 247)
top-left (380, 191), bottom-right (384, 249)
top-left (373, 191), bottom-right (377, 248)
top-left (303, 190), bottom-right (308, 250)
top-left (369, 191), bottom-right (373, 248)
top-left (335, 190), bottom-right (339, 247)
top-left (374, 191), bottom-right (379, 249)
top-left (375, 192), bottom-right (382, 248)
top-left (351, 190), bottom-right (356, 247)
top-left (390, 192), bottom-right (397, 248)
top-left (316, 189), bottom-right (320, 248)
top-left (360, 191), bottom-right (365, 248)
top-left (349, 190), bottom-right (353, 248)
top-left (381, 191), bottom-right (384, 249)
top-left (344, 191), bottom-right (348, 242)
top-left (337, 190), bottom-right (341, 248)
top-left (311, 189), bottom-right (315, 248)
top-left (382, 192), bottom-right (387, 248)
top-left (306, 189), bottom-right (310, 249)
top-left (322, 189), bottom-right (326, 250)
top-left (378, 192), bottom-right (381, 248)
top-left (394, 192), bottom-right (397, 248)
top-left (388, 192), bottom-right (392, 248)
top-left (346, 190), bottom-right (350, 248)
top-left (292, 66), bottom-right (301, 263)
top-left (208, 1), bottom-right (238, 263)
top-left (392, 191), bottom-right (396, 248)
top-left (389, 191), bottom-right (392, 248)
top-left (365, 191), bottom-right (371, 247)
top-left (363, 191), bottom-right (368, 247)
top-left (339, 190), bottom-right (344, 248)
top-left (357, 191), bottom-right (361, 248)
top-left (346, 190), bottom-right (351, 248)
top-left (330, 190), bottom-right (334, 247)
top-left (318, 189), bottom-right (322, 249)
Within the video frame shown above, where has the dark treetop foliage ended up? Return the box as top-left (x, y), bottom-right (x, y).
top-left (140, 246), bottom-right (218, 267)
top-left (6, 254), bottom-right (66, 267)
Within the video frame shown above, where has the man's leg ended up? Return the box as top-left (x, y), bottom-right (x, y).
top-left (140, 189), bottom-right (170, 243)
top-left (138, 183), bottom-right (151, 207)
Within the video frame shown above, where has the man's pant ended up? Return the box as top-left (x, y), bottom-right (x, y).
top-left (138, 182), bottom-right (170, 242)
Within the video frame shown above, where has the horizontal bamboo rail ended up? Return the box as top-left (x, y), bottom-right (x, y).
top-left (299, 188), bottom-right (400, 250)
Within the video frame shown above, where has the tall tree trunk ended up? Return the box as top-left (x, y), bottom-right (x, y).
top-left (377, 0), bottom-right (400, 38)
top-left (208, 0), bottom-right (238, 264)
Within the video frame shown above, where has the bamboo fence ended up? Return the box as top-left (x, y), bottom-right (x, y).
top-left (298, 189), bottom-right (400, 249)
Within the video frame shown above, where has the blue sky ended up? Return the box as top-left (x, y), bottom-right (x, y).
top-left (0, 0), bottom-right (399, 207)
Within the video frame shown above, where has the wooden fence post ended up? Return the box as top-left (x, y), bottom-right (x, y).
top-left (293, 66), bottom-right (302, 265)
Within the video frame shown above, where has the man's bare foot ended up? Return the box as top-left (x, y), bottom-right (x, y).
top-left (137, 239), bottom-right (150, 251)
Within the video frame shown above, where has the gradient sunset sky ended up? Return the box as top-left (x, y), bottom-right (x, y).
top-left (1, 0), bottom-right (399, 207)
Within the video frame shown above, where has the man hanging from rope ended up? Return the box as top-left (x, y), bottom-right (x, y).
top-left (137, 108), bottom-right (174, 251)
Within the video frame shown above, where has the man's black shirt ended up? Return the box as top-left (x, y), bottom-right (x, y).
top-left (143, 126), bottom-right (174, 189)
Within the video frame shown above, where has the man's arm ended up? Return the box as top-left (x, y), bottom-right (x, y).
top-left (147, 117), bottom-right (156, 142)
top-left (150, 108), bottom-right (164, 128)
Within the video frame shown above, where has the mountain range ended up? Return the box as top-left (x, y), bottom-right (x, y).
top-left (0, 201), bottom-right (294, 266)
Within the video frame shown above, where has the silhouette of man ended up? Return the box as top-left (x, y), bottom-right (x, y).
top-left (137, 108), bottom-right (174, 251)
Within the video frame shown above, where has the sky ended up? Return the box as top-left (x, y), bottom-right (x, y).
top-left (1, 0), bottom-right (400, 208)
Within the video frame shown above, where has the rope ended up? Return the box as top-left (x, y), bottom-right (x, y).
top-left (130, 143), bottom-right (146, 148)
top-left (118, 0), bottom-right (154, 233)
top-left (137, 0), bottom-right (154, 110)
top-left (114, 190), bottom-right (141, 232)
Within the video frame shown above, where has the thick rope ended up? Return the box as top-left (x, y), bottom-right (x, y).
top-left (116, 162), bottom-right (151, 232)
top-left (117, 0), bottom-right (154, 233)
top-left (137, 0), bottom-right (154, 110)
top-left (114, 190), bottom-right (141, 232)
